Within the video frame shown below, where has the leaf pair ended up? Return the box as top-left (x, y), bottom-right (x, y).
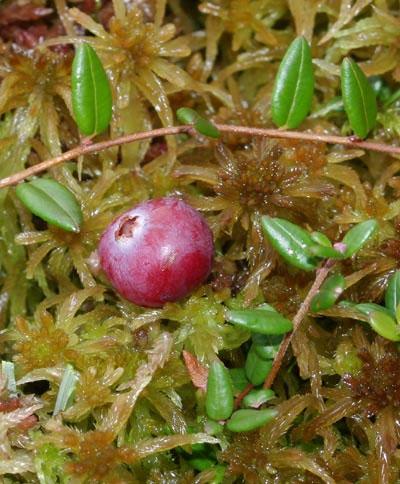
top-left (15, 45), bottom-right (110, 233)
top-left (205, 360), bottom-right (277, 433)
top-left (225, 304), bottom-right (290, 387)
top-left (261, 216), bottom-right (378, 272)
top-left (272, 37), bottom-right (377, 138)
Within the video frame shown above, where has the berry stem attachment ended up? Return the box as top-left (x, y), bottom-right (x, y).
top-left (263, 258), bottom-right (336, 389)
top-left (1, 125), bottom-right (400, 189)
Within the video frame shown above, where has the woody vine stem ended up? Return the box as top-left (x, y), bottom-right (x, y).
top-left (0, 121), bottom-right (384, 396)
top-left (234, 258), bottom-right (336, 407)
top-left (1, 124), bottom-right (400, 189)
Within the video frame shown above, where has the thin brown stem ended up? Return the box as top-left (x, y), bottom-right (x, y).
top-left (234, 383), bottom-right (254, 409)
top-left (263, 259), bottom-right (336, 390)
top-left (0, 126), bottom-right (190, 189)
top-left (1, 124), bottom-right (400, 189)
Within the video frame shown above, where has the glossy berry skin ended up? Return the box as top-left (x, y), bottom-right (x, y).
top-left (98, 197), bottom-right (214, 308)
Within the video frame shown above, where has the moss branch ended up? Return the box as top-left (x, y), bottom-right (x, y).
top-left (263, 259), bottom-right (336, 390)
top-left (1, 125), bottom-right (400, 189)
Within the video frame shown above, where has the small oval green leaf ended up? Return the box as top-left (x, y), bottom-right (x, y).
top-left (205, 361), bottom-right (234, 421)
top-left (226, 408), bottom-right (278, 432)
top-left (242, 388), bottom-right (276, 409)
top-left (245, 345), bottom-right (273, 386)
top-left (368, 310), bottom-right (400, 342)
top-left (226, 308), bottom-right (293, 335)
top-left (15, 179), bottom-right (83, 233)
top-left (385, 271), bottom-right (400, 316)
top-left (341, 57), bottom-right (377, 139)
top-left (176, 107), bottom-right (220, 138)
top-left (271, 36), bottom-right (314, 129)
top-left (72, 43), bottom-right (112, 136)
top-left (311, 273), bottom-right (345, 312)
top-left (341, 219), bottom-right (378, 258)
top-left (261, 216), bottom-right (319, 271)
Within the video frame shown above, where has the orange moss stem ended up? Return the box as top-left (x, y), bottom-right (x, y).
top-left (263, 259), bottom-right (336, 390)
top-left (1, 125), bottom-right (400, 189)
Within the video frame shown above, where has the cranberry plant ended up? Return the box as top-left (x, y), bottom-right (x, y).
top-left (2, 1), bottom-right (400, 481)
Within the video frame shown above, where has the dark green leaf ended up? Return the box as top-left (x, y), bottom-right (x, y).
top-left (205, 361), bottom-right (234, 421)
top-left (226, 408), bottom-right (278, 432)
top-left (15, 179), bottom-right (83, 233)
top-left (242, 388), bottom-right (276, 409)
top-left (311, 273), bottom-right (345, 312)
top-left (341, 57), bottom-right (377, 139)
top-left (385, 271), bottom-right (400, 316)
top-left (341, 219), bottom-right (378, 257)
top-left (261, 216), bottom-right (319, 271)
top-left (355, 303), bottom-right (394, 319)
top-left (176, 107), bottom-right (220, 138)
top-left (72, 43), bottom-right (112, 136)
top-left (271, 37), bottom-right (314, 129)
top-left (226, 308), bottom-right (293, 335)
top-left (245, 345), bottom-right (273, 386)
top-left (252, 333), bottom-right (283, 360)
top-left (229, 368), bottom-right (249, 394)
top-left (368, 310), bottom-right (400, 342)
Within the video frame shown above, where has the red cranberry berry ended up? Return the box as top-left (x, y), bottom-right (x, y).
top-left (98, 197), bottom-right (214, 307)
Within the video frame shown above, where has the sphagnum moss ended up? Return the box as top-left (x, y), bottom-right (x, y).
top-left (2, 0), bottom-right (400, 482)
